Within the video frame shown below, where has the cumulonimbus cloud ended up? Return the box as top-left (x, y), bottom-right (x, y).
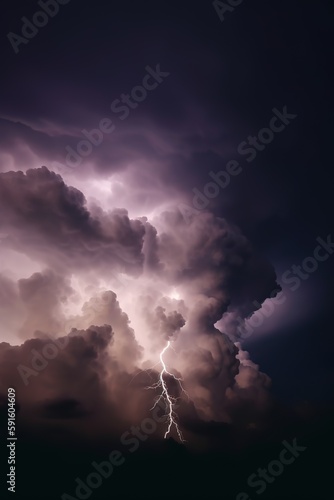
top-left (0, 167), bottom-right (280, 439)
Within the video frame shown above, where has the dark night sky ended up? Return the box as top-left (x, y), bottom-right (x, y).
top-left (0, 1), bottom-right (333, 499)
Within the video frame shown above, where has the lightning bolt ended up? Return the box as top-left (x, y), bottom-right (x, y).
top-left (147, 340), bottom-right (189, 443)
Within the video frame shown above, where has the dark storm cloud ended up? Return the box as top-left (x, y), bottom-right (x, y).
top-left (0, 167), bottom-right (146, 274)
top-left (0, 117), bottom-right (72, 170)
top-left (0, 323), bottom-right (150, 433)
top-left (0, 324), bottom-right (114, 410)
top-left (0, 164), bottom-right (282, 432)
top-left (155, 208), bottom-right (279, 323)
top-left (0, 3), bottom-right (332, 499)
top-left (131, 207), bottom-right (278, 422)
top-left (0, 318), bottom-right (198, 444)
top-left (0, 0), bottom-right (232, 188)
top-left (0, 0), bottom-right (330, 442)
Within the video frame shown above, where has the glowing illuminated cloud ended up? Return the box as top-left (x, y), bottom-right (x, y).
top-left (0, 167), bottom-right (278, 440)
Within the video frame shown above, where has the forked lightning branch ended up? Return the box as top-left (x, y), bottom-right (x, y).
top-left (146, 340), bottom-right (190, 442)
